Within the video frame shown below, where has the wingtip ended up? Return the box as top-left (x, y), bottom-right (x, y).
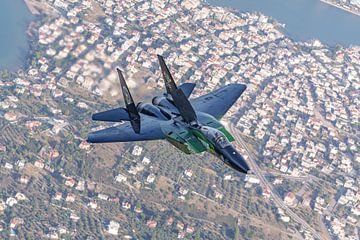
top-left (231, 83), bottom-right (247, 92)
top-left (240, 84), bottom-right (247, 92)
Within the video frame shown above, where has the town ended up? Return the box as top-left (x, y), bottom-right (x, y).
top-left (0, 0), bottom-right (358, 239)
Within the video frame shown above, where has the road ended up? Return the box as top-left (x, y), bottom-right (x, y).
top-left (229, 124), bottom-right (325, 240)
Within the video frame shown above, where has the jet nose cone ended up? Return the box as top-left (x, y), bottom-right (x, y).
top-left (233, 157), bottom-right (250, 174)
top-left (221, 146), bottom-right (250, 174)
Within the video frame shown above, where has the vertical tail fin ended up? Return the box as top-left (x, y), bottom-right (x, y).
top-left (117, 68), bottom-right (141, 134)
top-left (157, 55), bottom-right (197, 124)
top-left (157, 54), bottom-right (178, 95)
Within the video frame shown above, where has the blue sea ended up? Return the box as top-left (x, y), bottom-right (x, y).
top-left (207, 0), bottom-right (360, 47)
top-left (0, 0), bottom-right (33, 71)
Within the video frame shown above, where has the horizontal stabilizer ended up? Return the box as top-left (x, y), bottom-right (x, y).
top-left (92, 108), bottom-right (130, 122)
top-left (178, 83), bottom-right (196, 98)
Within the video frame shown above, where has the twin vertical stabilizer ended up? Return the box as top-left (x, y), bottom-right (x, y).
top-left (93, 55), bottom-right (197, 133)
top-left (157, 55), bottom-right (197, 124)
top-left (116, 68), bottom-right (141, 134)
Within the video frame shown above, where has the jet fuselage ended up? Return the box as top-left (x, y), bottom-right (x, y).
top-left (141, 96), bottom-right (250, 174)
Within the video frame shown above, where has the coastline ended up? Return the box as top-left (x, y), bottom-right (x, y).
top-left (23, 0), bottom-right (58, 15)
top-left (206, 0), bottom-right (360, 47)
top-left (23, 0), bottom-right (40, 15)
top-left (320, 0), bottom-right (360, 17)
top-left (0, 0), bottom-right (35, 71)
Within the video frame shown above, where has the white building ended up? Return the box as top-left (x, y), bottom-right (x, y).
top-left (244, 175), bottom-right (260, 184)
top-left (115, 174), bottom-right (127, 183)
top-left (142, 157), bottom-right (151, 165)
top-left (107, 220), bottom-right (120, 235)
top-left (146, 173), bottom-right (156, 184)
top-left (132, 145), bottom-right (143, 156)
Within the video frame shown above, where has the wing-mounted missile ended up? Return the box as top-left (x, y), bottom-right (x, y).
top-left (157, 55), bottom-right (197, 124)
top-left (117, 68), bottom-right (141, 134)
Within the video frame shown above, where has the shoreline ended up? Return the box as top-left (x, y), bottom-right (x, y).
top-left (0, 1), bottom-right (35, 71)
top-left (23, 0), bottom-right (40, 15)
top-left (320, 0), bottom-right (360, 17)
top-left (23, 0), bottom-right (58, 16)
top-left (206, 0), bottom-right (360, 47)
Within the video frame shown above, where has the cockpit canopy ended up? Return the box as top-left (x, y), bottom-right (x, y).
top-left (200, 126), bottom-right (231, 149)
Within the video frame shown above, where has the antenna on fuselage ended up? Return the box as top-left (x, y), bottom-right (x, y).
top-left (157, 55), bottom-right (197, 124)
top-left (116, 68), bottom-right (141, 134)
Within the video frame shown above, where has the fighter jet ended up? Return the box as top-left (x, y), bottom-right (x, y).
top-left (87, 55), bottom-right (250, 174)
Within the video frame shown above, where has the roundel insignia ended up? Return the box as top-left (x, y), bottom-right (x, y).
top-left (165, 73), bottom-right (175, 91)
top-left (122, 86), bottom-right (132, 104)
top-left (165, 73), bottom-right (171, 83)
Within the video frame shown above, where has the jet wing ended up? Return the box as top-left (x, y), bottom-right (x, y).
top-left (191, 83), bottom-right (246, 120)
top-left (178, 83), bottom-right (196, 98)
top-left (92, 107), bottom-right (130, 122)
top-left (87, 115), bottom-right (165, 143)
